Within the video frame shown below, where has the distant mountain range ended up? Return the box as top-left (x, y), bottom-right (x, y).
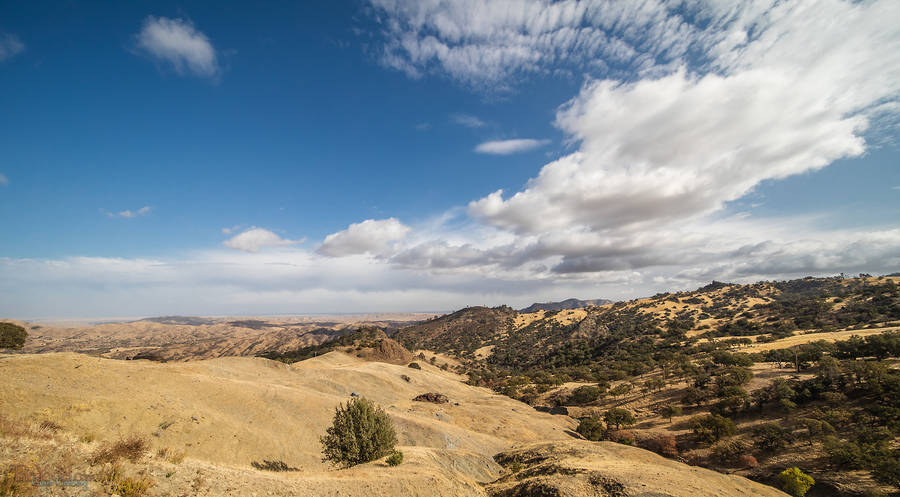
top-left (519, 298), bottom-right (614, 313)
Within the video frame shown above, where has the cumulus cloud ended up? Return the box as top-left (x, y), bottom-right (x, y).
top-left (106, 206), bottom-right (152, 219)
top-left (0, 173), bottom-right (8, 186)
top-left (318, 218), bottom-right (411, 257)
top-left (0, 33), bottom-right (24, 62)
top-left (135, 16), bottom-right (219, 77)
top-left (475, 138), bottom-right (550, 155)
top-left (223, 228), bottom-right (301, 253)
top-left (452, 113), bottom-right (486, 128)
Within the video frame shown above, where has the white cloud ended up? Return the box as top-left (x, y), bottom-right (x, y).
top-left (223, 228), bottom-right (301, 253)
top-left (318, 218), bottom-right (411, 257)
top-left (474, 138), bottom-right (550, 155)
top-left (452, 113), bottom-right (486, 128)
top-left (0, 33), bottom-right (24, 62)
top-left (106, 206), bottom-right (152, 219)
top-left (0, 173), bottom-right (8, 186)
top-left (135, 16), bottom-right (219, 77)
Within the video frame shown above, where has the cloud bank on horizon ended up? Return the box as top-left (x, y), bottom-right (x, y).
top-left (2, 0), bottom-right (899, 318)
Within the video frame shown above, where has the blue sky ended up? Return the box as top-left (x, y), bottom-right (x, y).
top-left (1, 0), bottom-right (898, 318)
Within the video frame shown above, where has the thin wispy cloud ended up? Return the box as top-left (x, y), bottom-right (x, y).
top-left (0, 173), bottom-right (8, 186)
top-left (475, 138), bottom-right (549, 155)
top-left (135, 16), bottom-right (219, 77)
top-left (452, 113), bottom-right (486, 128)
top-left (0, 32), bottom-right (24, 62)
top-left (105, 206), bottom-right (152, 219)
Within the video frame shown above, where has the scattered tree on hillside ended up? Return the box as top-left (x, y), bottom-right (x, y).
top-left (604, 408), bottom-right (636, 430)
top-left (659, 405), bottom-right (682, 424)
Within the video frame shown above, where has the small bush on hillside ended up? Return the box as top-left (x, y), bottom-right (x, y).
top-left (576, 416), bottom-right (605, 441)
top-left (737, 454), bottom-right (759, 468)
top-left (400, 374), bottom-right (411, 382)
top-left (320, 397), bottom-right (397, 468)
top-left (251, 460), bottom-right (298, 471)
top-left (711, 439), bottom-right (748, 466)
top-left (0, 323), bottom-right (27, 350)
top-left (605, 429), bottom-right (635, 446)
top-left (90, 436), bottom-right (148, 465)
top-left (386, 450), bottom-right (403, 466)
top-left (779, 467), bottom-right (815, 497)
top-left (641, 433), bottom-right (678, 457)
top-left (407, 362), bottom-right (421, 370)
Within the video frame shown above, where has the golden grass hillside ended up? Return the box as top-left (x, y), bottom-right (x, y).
top-left (0, 351), bottom-right (790, 496)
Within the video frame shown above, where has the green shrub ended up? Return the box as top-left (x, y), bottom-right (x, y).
top-left (778, 467), bottom-right (814, 497)
top-left (576, 416), bottom-right (604, 441)
top-left (408, 362), bottom-right (421, 370)
top-left (0, 323), bottom-right (27, 350)
top-left (320, 397), bottom-right (397, 468)
top-left (386, 450), bottom-right (403, 467)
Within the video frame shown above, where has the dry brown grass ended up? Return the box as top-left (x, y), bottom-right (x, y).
top-left (0, 415), bottom-right (54, 440)
top-left (97, 463), bottom-right (153, 497)
top-left (89, 436), bottom-right (148, 465)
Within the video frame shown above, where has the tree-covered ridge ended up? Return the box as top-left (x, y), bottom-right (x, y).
top-left (392, 305), bottom-right (517, 354)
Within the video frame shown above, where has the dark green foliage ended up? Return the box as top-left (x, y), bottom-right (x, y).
top-left (576, 416), bottom-right (605, 441)
top-left (0, 322), bottom-right (27, 350)
top-left (569, 385), bottom-right (603, 405)
top-left (386, 450), bottom-right (403, 467)
top-left (603, 408), bottom-right (635, 430)
top-left (690, 414), bottom-right (736, 443)
top-left (408, 362), bottom-right (421, 370)
top-left (320, 397), bottom-right (397, 468)
top-left (752, 423), bottom-right (792, 452)
top-left (260, 327), bottom-right (383, 363)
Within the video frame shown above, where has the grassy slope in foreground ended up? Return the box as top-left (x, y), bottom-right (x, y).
top-left (0, 351), bottom-right (788, 497)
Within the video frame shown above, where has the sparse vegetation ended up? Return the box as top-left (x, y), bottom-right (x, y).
top-left (251, 459), bottom-right (299, 471)
top-left (320, 397), bottom-right (398, 468)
